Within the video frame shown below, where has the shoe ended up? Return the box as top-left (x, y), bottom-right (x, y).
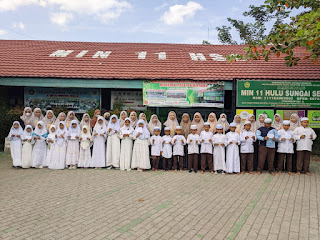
top-left (221, 171), bottom-right (225, 175)
top-left (214, 171), bottom-right (218, 175)
top-left (39, 165), bottom-right (43, 169)
top-left (106, 166), bottom-right (112, 170)
top-left (194, 170), bottom-right (197, 173)
top-left (189, 170), bottom-right (193, 173)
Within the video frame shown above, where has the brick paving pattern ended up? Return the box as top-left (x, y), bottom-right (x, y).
top-left (0, 152), bottom-right (319, 240)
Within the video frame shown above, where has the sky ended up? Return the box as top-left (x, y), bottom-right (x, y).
top-left (0, 0), bottom-right (270, 44)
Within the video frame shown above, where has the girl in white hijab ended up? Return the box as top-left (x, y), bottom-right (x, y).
top-left (42, 110), bottom-right (56, 130)
top-left (217, 113), bottom-right (230, 134)
top-left (191, 112), bottom-right (205, 135)
top-left (148, 114), bottom-right (162, 135)
top-left (31, 121), bottom-right (47, 168)
top-left (78, 125), bottom-right (92, 168)
top-left (272, 113), bottom-right (283, 130)
top-left (246, 114), bottom-right (258, 133)
top-left (289, 113), bottom-right (301, 131)
top-left (119, 111), bottom-right (128, 128)
top-left (106, 115), bottom-right (121, 169)
top-left (66, 111), bottom-right (79, 129)
top-left (120, 118), bottom-right (134, 171)
top-left (49, 121), bottom-right (67, 170)
top-left (66, 120), bottom-right (81, 169)
top-left (208, 112), bottom-right (218, 134)
top-left (92, 116), bottom-right (107, 169)
top-left (55, 112), bottom-right (66, 128)
top-left (8, 121), bottom-right (24, 167)
top-left (44, 125), bottom-right (57, 167)
top-left (31, 108), bottom-right (44, 128)
top-left (20, 107), bottom-right (33, 127)
top-left (21, 125), bottom-right (34, 168)
top-left (257, 114), bottom-right (266, 128)
top-left (164, 111), bottom-right (179, 137)
top-left (180, 113), bottom-right (192, 138)
top-left (80, 113), bottom-right (91, 131)
top-left (129, 111), bottom-right (138, 128)
top-left (131, 119), bottom-right (151, 171)
top-left (233, 114), bottom-right (242, 134)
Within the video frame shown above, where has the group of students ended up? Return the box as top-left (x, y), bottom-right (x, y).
top-left (8, 107), bottom-right (317, 175)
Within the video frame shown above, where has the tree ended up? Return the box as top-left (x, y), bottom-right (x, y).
top-left (217, 0), bottom-right (320, 66)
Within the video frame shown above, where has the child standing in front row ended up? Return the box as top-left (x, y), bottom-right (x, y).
top-left (31, 121), bottom-right (48, 168)
top-left (294, 117), bottom-right (317, 176)
top-left (187, 125), bottom-right (200, 173)
top-left (106, 115), bottom-right (121, 169)
top-left (66, 120), bottom-right (81, 169)
top-left (92, 116), bottom-right (107, 169)
top-left (239, 121), bottom-right (256, 174)
top-left (131, 120), bottom-right (151, 172)
top-left (78, 125), bottom-right (92, 168)
top-left (49, 121), bottom-right (67, 170)
top-left (8, 121), bottom-right (23, 168)
top-left (277, 120), bottom-right (295, 175)
top-left (199, 122), bottom-right (214, 174)
top-left (150, 127), bottom-right (162, 172)
top-left (212, 124), bottom-right (226, 174)
top-left (120, 118), bottom-right (134, 171)
top-left (21, 125), bottom-right (34, 168)
top-left (225, 122), bottom-right (240, 174)
top-left (162, 127), bottom-right (173, 171)
top-left (172, 126), bottom-right (186, 172)
top-left (44, 125), bottom-right (57, 167)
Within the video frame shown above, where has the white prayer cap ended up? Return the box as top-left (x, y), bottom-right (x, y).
top-left (264, 118), bottom-right (272, 123)
top-left (190, 125), bottom-right (197, 130)
top-left (204, 122), bottom-right (210, 126)
top-left (176, 126), bottom-right (182, 130)
top-left (216, 124), bottom-right (223, 129)
top-left (230, 122), bottom-right (237, 127)
top-left (283, 120), bottom-right (290, 125)
top-left (164, 127), bottom-right (170, 131)
top-left (154, 127), bottom-right (160, 131)
top-left (301, 117), bottom-right (309, 122)
top-left (244, 121), bottom-right (251, 125)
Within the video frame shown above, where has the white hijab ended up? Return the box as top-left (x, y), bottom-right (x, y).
top-left (107, 114), bottom-right (121, 134)
top-left (8, 121), bottom-right (24, 139)
top-left (20, 107), bottom-right (33, 126)
top-left (80, 113), bottom-right (91, 130)
top-left (67, 120), bottom-right (81, 137)
top-left (47, 125), bottom-right (57, 141)
top-left (22, 125), bottom-right (33, 140)
top-left (129, 111), bottom-right (138, 128)
top-left (80, 125), bottom-right (92, 150)
top-left (290, 113), bottom-right (301, 130)
top-left (133, 119), bottom-right (150, 139)
top-left (148, 114), bottom-right (162, 135)
top-left (119, 111), bottom-right (128, 127)
top-left (55, 112), bottom-right (66, 127)
top-left (31, 108), bottom-right (44, 128)
top-left (33, 121), bottom-right (48, 137)
top-left (257, 114), bottom-right (265, 128)
top-left (42, 110), bottom-right (56, 128)
top-left (120, 118), bottom-right (134, 135)
top-left (217, 113), bottom-right (230, 134)
top-left (56, 121), bottom-right (67, 146)
top-left (93, 116), bottom-right (108, 134)
top-left (164, 111), bottom-right (179, 136)
top-left (272, 113), bottom-right (283, 130)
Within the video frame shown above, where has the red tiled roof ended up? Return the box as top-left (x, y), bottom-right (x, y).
top-left (0, 40), bottom-right (319, 81)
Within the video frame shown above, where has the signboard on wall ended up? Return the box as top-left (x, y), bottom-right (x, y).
top-left (111, 91), bottom-right (146, 111)
top-left (256, 109), bottom-right (274, 122)
top-left (143, 80), bottom-right (224, 107)
top-left (236, 109), bottom-right (254, 123)
top-left (308, 110), bottom-right (320, 128)
top-left (25, 87), bottom-right (100, 113)
top-left (237, 80), bottom-right (320, 108)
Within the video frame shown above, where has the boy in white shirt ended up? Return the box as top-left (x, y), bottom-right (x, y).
top-left (150, 127), bottom-right (162, 172)
top-left (162, 127), bottom-right (173, 171)
top-left (187, 125), bottom-right (200, 173)
top-left (239, 121), bottom-right (256, 174)
top-left (225, 122), bottom-right (240, 174)
top-left (212, 124), bottom-right (227, 174)
top-left (172, 126), bottom-right (186, 172)
top-left (294, 117), bottom-right (317, 176)
top-left (200, 122), bottom-right (214, 174)
top-left (277, 120), bottom-right (295, 175)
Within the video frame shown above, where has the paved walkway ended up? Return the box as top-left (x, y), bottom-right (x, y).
top-left (0, 152), bottom-right (320, 240)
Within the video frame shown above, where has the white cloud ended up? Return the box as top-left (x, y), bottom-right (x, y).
top-left (161, 1), bottom-right (203, 25)
top-left (50, 12), bottom-right (73, 27)
top-left (13, 21), bottom-right (25, 30)
top-left (0, 29), bottom-right (7, 35)
top-left (0, 0), bottom-right (46, 11)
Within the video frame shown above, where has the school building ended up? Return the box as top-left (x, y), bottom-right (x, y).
top-left (1, 40), bottom-right (320, 129)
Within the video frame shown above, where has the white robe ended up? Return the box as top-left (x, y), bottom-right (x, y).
top-left (44, 141), bottom-right (55, 167)
top-left (66, 140), bottom-right (80, 165)
top-left (150, 135), bottom-right (162, 156)
top-left (119, 134), bottom-right (133, 170)
top-left (78, 140), bottom-right (92, 168)
top-left (225, 132), bottom-right (240, 173)
top-left (10, 139), bottom-right (22, 167)
top-left (212, 133), bottom-right (226, 171)
top-left (92, 134), bottom-right (107, 167)
top-left (199, 131), bottom-right (213, 154)
top-left (131, 138), bottom-right (150, 169)
top-left (21, 140), bottom-right (33, 168)
top-left (49, 141), bottom-right (67, 170)
top-left (106, 133), bottom-right (121, 167)
top-left (172, 135), bottom-right (186, 156)
top-left (187, 134), bottom-right (200, 154)
top-left (162, 135), bottom-right (172, 159)
top-left (31, 137), bottom-right (47, 168)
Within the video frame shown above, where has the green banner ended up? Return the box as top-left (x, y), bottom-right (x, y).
top-left (308, 110), bottom-right (320, 128)
top-left (143, 80), bottom-right (224, 107)
top-left (237, 80), bottom-right (320, 107)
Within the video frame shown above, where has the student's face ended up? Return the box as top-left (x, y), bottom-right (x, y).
top-left (48, 112), bottom-right (53, 119)
top-left (191, 129), bottom-right (197, 134)
top-left (221, 116), bottom-right (226, 122)
top-left (105, 113), bottom-right (110, 119)
top-left (301, 120), bottom-right (309, 127)
top-left (95, 110), bottom-right (101, 118)
top-left (141, 114), bottom-right (146, 120)
top-left (217, 129), bottom-right (223, 134)
top-left (245, 124), bottom-right (251, 131)
top-left (182, 115), bottom-right (189, 122)
top-left (69, 113), bottom-right (74, 120)
top-left (139, 123), bottom-right (144, 128)
top-left (250, 116), bottom-right (255, 122)
top-left (152, 117), bottom-right (158, 123)
top-left (154, 129), bottom-right (160, 136)
top-left (14, 123), bottom-right (19, 129)
top-left (60, 115), bottom-right (66, 121)
top-left (112, 118), bottom-right (116, 123)
top-left (165, 130), bottom-right (170, 135)
top-left (259, 116), bottom-right (265, 123)
top-left (84, 115), bottom-right (89, 121)
top-left (60, 124), bottom-right (64, 129)
top-left (125, 120), bottom-right (130, 126)
top-left (176, 129), bottom-right (182, 135)
top-left (121, 113), bottom-right (126, 120)
top-left (194, 115), bottom-right (200, 122)
top-left (26, 128), bottom-right (31, 132)
top-left (209, 115), bottom-right (215, 121)
top-left (83, 128), bottom-right (87, 133)
top-left (265, 123), bottom-right (271, 128)
top-left (290, 115), bottom-right (296, 123)
top-left (169, 112), bottom-right (175, 120)
top-left (204, 125), bottom-right (210, 131)
top-left (283, 125), bottom-right (290, 130)
top-left (25, 109), bottom-right (31, 116)
top-left (131, 113), bottom-right (136, 119)
top-left (98, 119), bottom-right (103, 124)
top-left (235, 115), bottom-right (241, 123)
top-left (38, 124), bottom-right (42, 129)
top-left (72, 123), bottom-right (77, 128)
top-left (51, 128), bottom-right (56, 133)
top-left (230, 126), bottom-right (236, 132)
top-left (275, 115), bottom-right (280, 122)
top-left (35, 110), bottom-right (41, 117)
